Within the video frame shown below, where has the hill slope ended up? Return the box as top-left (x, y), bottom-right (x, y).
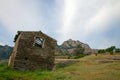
top-left (0, 54), bottom-right (120, 80)
top-left (0, 45), bottom-right (13, 59)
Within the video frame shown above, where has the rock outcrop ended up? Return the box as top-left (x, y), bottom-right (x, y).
top-left (56, 39), bottom-right (92, 55)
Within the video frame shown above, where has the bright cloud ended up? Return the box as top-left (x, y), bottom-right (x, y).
top-left (0, 0), bottom-right (43, 33)
top-left (0, 0), bottom-right (120, 48)
top-left (0, 41), bottom-right (6, 45)
top-left (83, 1), bottom-right (120, 36)
top-left (56, 0), bottom-right (120, 48)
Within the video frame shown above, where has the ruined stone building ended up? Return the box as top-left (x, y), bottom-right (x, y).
top-left (8, 31), bottom-right (56, 71)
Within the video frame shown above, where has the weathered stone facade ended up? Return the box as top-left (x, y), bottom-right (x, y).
top-left (8, 31), bottom-right (56, 71)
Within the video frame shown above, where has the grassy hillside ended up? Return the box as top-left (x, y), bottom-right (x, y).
top-left (0, 54), bottom-right (120, 80)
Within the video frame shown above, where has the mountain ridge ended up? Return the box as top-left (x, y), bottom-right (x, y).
top-left (55, 39), bottom-right (92, 55)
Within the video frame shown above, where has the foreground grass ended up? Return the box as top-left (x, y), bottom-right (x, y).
top-left (0, 54), bottom-right (120, 80)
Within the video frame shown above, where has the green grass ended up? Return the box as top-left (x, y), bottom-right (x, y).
top-left (0, 54), bottom-right (120, 80)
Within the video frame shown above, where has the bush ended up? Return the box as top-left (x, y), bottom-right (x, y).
top-left (106, 46), bottom-right (116, 55)
top-left (74, 54), bottom-right (86, 59)
top-left (74, 44), bottom-right (85, 58)
top-left (98, 49), bottom-right (106, 54)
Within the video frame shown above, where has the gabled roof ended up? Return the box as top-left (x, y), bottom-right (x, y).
top-left (14, 31), bottom-right (57, 42)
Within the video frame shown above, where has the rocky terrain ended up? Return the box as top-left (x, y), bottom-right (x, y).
top-left (55, 39), bottom-right (92, 55)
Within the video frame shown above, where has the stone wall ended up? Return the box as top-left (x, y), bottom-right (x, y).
top-left (8, 31), bottom-right (56, 71)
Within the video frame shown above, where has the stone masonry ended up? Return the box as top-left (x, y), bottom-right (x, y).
top-left (8, 31), bottom-right (56, 71)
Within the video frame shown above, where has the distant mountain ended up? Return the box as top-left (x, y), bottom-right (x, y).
top-left (0, 45), bottom-right (13, 59)
top-left (55, 39), bottom-right (92, 55)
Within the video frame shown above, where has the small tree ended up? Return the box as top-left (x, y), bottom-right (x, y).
top-left (98, 49), bottom-right (106, 54)
top-left (115, 48), bottom-right (120, 53)
top-left (106, 46), bottom-right (116, 55)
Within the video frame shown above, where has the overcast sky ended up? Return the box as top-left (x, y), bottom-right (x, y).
top-left (0, 0), bottom-right (120, 49)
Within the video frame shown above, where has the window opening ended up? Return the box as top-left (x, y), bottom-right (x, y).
top-left (34, 37), bottom-right (44, 47)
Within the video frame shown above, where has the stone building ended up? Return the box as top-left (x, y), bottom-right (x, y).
top-left (8, 31), bottom-right (56, 71)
